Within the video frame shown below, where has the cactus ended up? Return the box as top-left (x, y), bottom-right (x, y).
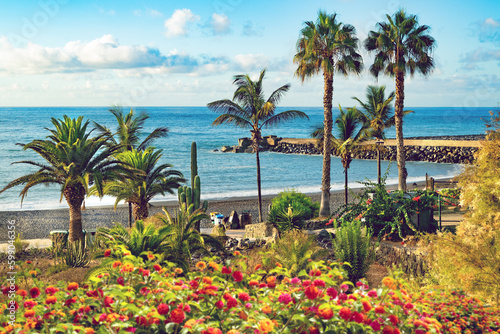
top-left (178, 142), bottom-right (208, 220)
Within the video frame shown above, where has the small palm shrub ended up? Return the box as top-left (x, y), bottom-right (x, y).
top-left (332, 218), bottom-right (375, 282)
top-left (268, 190), bottom-right (319, 231)
top-left (270, 230), bottom-right (328, 276)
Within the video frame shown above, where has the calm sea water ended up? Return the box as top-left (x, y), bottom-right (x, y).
top-left (0, 106), bottom-right (493, 211)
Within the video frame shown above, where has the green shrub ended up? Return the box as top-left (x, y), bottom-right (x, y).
top-left (268, 190), bottom-right (319, 231)
top-left (270, 230), bottom-right (328, 276)
top-left (332, 218), bottom-right (375, 282)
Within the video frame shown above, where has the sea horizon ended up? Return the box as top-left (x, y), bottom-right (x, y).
top-left (0, 106), bottom-right (491, 211)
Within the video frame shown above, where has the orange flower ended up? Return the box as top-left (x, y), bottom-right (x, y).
top-left (196, 261), bottom-right (207, 270)
top-left (24, 309), bottom-right (36, 318)
top-left (147, 253), bottom-right (155, 260)
top-left (184, 319), bottom-right (197, 329)
top-left (266, 276), bottom-right (276, 284)
top-left (227, 330), bottom-right (241, 334)
top-left (275, 262), bottom-right (282, 268)
top-left (318, 307), bottom-right (333, 320)
top-left (112, 261), bottom-right (122, 269)
top-left (170, 309), bottom-right (185, 324)
top-left (202, 276), bottom-right (213, 284)
top-left (258, 319), bottom-right (274, 333)
top-left (382, 277), bottom-right (396, 289)
top-left (254, 264), bottom-right (262, 271)
top-left (121, 263), bottom-right (134, 272)
top-left (45, 296), bottom-right (57, 305)
top-left (84, 328), bottom-right (95, 334)
top-left (233, 251), bottom-right (241, 256)
top-left (375, 305), bottom-right (385, 314)
top-left (261, 305), bottom-right (272, 314)
top-left (175, 268), bottom-right (183, 274)
top-left (67, 282), bottom-right (79, 291)
top-left (28, 270), bottom-right (37, 276)
top-left (208, 261), bottom-right (219, 271)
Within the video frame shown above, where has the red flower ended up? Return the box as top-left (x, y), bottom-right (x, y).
top-left (319, 307), bottom-right (333, 320)
top-left (362, 300), bottom-right (372, 312)
top-left (388, 314), bottom-right (399, 326)
top-left (29, 287), bottom-right (40, 298)
top-left (221, 266), bottom-right (232, 274)
top-left (104, 249), bottom-right (111, 257)
top-left (153, 264), bottom-right (162, 271)
top-left (309, 327), bottom-right (320, 334)
top-left (304, 285), bottom-right (319, 300)
top-left (339, 307), bottom-right (351, 321)
top-left (227, 298), bottom-right (238, 309)
top-left (370, 321), bottom-right (381, 331)
top-left (374, 305), bottom-right (385, 314)
top-left (117, 277), bottom-right (124, 286)
top-left (104, 296), bottom-right (114, 307)
top-left (157, 303), bottom-right (169, 315)
top-left (67, 282), bottom-right (79, 291)
top-left (352, 311), bottom-right (364, 324)
top-left (238, 292), bottom-right (250, 302)
top-left (232, 270), bottom-right (243, 282)
top-left (215, 300), bottom-right (224, 309)
top-left (326, 287), bottom-right (338, 299)
top-left (278, 293), bottom-right (292, 304)
top-left (312, 279), bottom-right (325, 287)
top-left (309, 269), bottom-right (321, 277)
top-left (170, 309), bottom-right (185, 324)
top-left (383, 325), bottom-right (395, 334)
top-left (413, 196), bottom-right (421, 202)
top-left (24, 300), bottom-right (37, 308)
top-left (45, 286), bottom-right (59, 295)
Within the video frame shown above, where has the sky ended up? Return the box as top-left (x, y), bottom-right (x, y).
top-left (0, 0), bottom-right (499, 107)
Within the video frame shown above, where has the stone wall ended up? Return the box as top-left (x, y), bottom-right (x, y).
top-left (375, 241), bottom-right (428, 277)
top-left (244, 223), bottom-right (276, 239)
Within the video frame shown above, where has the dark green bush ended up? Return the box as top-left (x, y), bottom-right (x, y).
top-left (268, 190), bottom-right (319, 231)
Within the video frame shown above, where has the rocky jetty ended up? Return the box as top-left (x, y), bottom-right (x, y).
top-left (219, 135), bottom-right (484, 164)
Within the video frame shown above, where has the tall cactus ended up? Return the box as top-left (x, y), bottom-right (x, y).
top-left (177, 142), bottom-right (208, 217)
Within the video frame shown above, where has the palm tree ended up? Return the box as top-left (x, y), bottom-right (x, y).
top-left (208, 69), bottom-right (308, 223)
top-left (312, 107), bottom-right (367, 204)
top-left (352, 85), bottom-right (413, 184)
top-left (294, 10), bottom-right (362, 217)
top-left (94, 107), bottom-right (170, 225)
top-left (365, 9), bottom-right (435, 191)
top-left (0, 116), bottom-right (128, 242)
top-left (333, 107), bottom-right (368, 205)
top-left (94, 106), bottom-right (168, 152)
top-left (92, 148), bottom-right (186, 221)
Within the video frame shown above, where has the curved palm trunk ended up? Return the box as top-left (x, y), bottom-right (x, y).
top-left (133, 201), bottom-right (149, 221)
top-left (251, 129), bottom-right (263, 223)
top-left (395, 71), bottom-right (406, 191)
top-left (320, 68), bottom-right (334, 217)
top-left (64, 185), bottom-right (86, 242)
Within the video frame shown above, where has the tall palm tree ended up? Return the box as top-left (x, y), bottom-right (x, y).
top-left (365, 9), bottom-right (435, 191)
top-left (333, 107), bottom-right (368, 205)
top-left (94, 107), bottom-right (170, 226)
top-left (91, 148), bottom-right (186, 221)
top-left (294, 10), bottom-right (362, 217)
top-left (208, 69), bottom-right (308, 223)
top-left (352, 85), bottom-right (413, 183)
top-left (0, 116), bottom-right (128, 242)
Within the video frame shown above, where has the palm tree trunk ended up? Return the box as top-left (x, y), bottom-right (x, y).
top-left (255, 147), bottom-right (263, 223)
top-left (344, 167), bottom-right (348, 205)
top-left (377, 146), bottom-right (381, 185)
top-left (319, 68), bottom-right (334, 217)
top-left (251, 129), bottom-right (263, 223)
top-left (133, 201), bottom-right (149, 221)
top-left (64, 185), bottom-right (86, 242)
top-left (395, 70), bottom-right (406, 191)
top-left (128, 202), bottom-right (133, 228)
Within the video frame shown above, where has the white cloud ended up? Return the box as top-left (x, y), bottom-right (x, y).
top-left (233, 54), bottom-right (269, 71)
top-left (164, 9), bottom-right (200, 38)
top-left (149, 9), bottom-right (163, 17)
top-left (485, 17), bottom-right (500, 28)
top-left (210, 13), bottom-right (230, 35)
top-left (0, 35), bottom-right (166, 74)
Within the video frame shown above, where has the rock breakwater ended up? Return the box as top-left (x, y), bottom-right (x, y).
top-left (219, 135), bottom-right (484, 164)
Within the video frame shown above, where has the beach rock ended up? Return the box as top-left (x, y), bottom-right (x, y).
top-left (228, 211), bottom-right (240, 229)
top-left (238, 137), bottom-right (252, 148)
top-left (221, 146), bottom-right (232, 153)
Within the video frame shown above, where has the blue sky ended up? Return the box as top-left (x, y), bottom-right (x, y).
top-left (0, 0), bottom-right (499, 107)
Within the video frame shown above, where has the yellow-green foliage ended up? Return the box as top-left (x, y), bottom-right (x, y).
top-left (422, 110), bottom-right (500, 304)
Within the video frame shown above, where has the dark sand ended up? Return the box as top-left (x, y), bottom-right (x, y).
top-left (0, 178), bottom-right (457, 241)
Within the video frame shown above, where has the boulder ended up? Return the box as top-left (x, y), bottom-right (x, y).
top-left (232, 145), bottom-right (245, 153)
top-left (244, 147), bottom-right (253, 153)
top-left (238, 137), bottom-right (252, 148)
top-left (228, 211), bottom-right (240, 229)
top-left (221, 146), bottom-right (232, 153)
top-left (265, 135), bottom-right (280, 146)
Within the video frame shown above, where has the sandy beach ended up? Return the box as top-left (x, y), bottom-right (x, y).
top-left (0, 177), bottom-right (457, 241)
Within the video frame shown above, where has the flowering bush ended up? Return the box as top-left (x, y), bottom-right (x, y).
top-left (436, 188), bottom-right (461, 208)
top-left (412, 289), bottom-right (500, 333)
top-left (1, 253), bottom-right (449, 333)
top-left (334, 179), bottom-right (439, 239)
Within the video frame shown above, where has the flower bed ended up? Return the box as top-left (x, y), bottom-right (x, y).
top-left (2, 253), bottom-right (499, 333)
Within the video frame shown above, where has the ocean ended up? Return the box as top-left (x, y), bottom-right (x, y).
top-left (0, 106), bottom-right (493, 211)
